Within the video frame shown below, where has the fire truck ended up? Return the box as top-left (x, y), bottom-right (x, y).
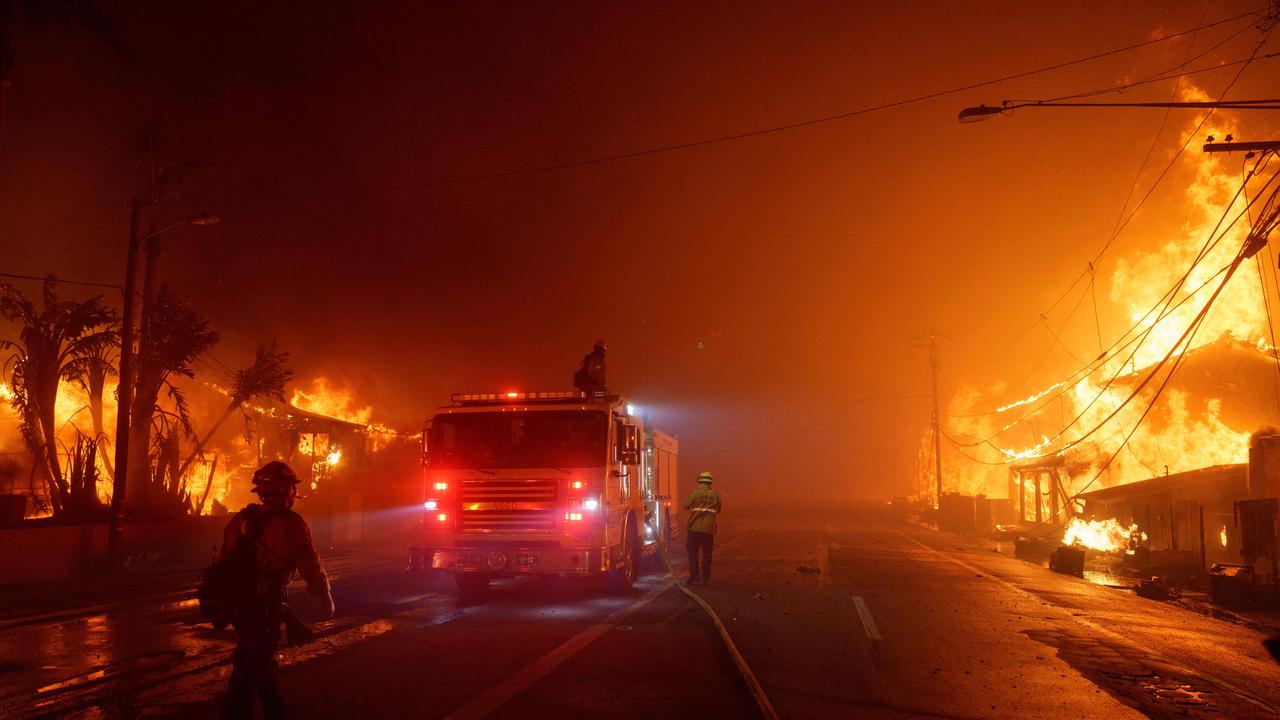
top-left (409, 390), bottom-right (679, 593)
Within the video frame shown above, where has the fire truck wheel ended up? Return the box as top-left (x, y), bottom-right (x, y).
top-left (453, 573), bottom-right (491, 594)
top-left (609, 524), bottom-right (639, 592)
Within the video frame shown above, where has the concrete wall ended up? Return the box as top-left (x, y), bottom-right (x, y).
top-left (0, 517), bottom-right (227, 585)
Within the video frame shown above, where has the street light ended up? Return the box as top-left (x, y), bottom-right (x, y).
top-left (958, 98), bottom-right (1280, 123)
top-left (107, 207), bottom-right (219, 570)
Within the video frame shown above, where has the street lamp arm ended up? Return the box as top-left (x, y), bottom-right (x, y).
top-left (136, 213), bottom-right (220, 242)
top-left (958, 99), bottom-right (1280, 123)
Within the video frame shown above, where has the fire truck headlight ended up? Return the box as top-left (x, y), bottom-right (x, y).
top-left (583, 498), bottom-right (599, 511)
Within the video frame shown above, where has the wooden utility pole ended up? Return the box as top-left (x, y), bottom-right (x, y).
top-left (108, 200), bottom-right (142, 570)
top-left (930, 332), bottom-right (943, 508)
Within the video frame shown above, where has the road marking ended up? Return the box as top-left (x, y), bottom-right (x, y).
top-left (894, 529), bottom-right (1280, 716)
top-left (852, 596), bottom-right (882, 641)
top-left (444, 580), bottom-right (673, 720)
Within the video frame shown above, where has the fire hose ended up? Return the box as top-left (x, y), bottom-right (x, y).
top-left (658, 544), bottom-right (781, 720)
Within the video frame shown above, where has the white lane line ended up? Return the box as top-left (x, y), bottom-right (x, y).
top-left (444, 580), bottom-right (674, 720)
top-left (852, 596), bottom-right (882, 641)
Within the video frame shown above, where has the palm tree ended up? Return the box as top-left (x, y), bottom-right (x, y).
top-left (178, 342), bottom-right (291, 486)
top-left (0, 278), bottom-right (117, 516)
top-left (127, 283), bottom-right (218, 516)
top-left (64, 319), bottom-right (118, 475)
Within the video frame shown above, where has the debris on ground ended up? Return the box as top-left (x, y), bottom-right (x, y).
top-left (795, 565), bottom-right (821, 575)
top-left (1136, 576), bottom-right (1181, 600)
top-left (752, 593), bottom-right (765, 600)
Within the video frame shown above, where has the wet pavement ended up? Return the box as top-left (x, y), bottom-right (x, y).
top-left (3, 508), bottom-right (1280, 718)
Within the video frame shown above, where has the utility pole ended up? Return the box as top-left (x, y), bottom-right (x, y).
top-left (930, 331), bottom-right (943, 509)
top-left (108, 200), bottom-right (142, 570)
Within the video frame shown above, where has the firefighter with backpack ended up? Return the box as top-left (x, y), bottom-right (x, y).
top-left (210, 461), bottom-right (333, 720)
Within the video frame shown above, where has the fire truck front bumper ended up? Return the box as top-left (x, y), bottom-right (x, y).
top-left (411, 545), bottom-right (605, 575)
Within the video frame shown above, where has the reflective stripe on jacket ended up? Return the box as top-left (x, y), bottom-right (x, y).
top-left (684, 487), bottom-right (721, 535)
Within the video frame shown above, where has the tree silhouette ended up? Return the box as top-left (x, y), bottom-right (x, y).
top-left (0, 278), bottom-right (117, 516)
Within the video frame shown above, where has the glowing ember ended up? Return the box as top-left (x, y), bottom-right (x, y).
top-left (1062, 517), bottom-right (1146, 554)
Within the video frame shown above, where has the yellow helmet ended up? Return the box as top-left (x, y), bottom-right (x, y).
top-left (697, 471), bottom-right (714, 484)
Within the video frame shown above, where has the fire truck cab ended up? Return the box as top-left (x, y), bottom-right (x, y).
top-left (409, 390), bottom-right (678, 593)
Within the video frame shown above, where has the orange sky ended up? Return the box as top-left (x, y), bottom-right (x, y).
top-left (2, 1), bottom-right (1279, 502)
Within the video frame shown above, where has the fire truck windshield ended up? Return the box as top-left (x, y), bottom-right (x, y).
top-left (429, 410), bottom-right (608, 469)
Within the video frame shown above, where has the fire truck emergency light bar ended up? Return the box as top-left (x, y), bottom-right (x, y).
top-left (451, 390), bottom-right (607, 404)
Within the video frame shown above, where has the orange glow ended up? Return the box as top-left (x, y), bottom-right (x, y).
top-left (506, 391), bottom-right (520, 398)
top-left (938, 100), bottom-right (1269, 499)
top-left (291, 378), bottom-right (373, 425)
top-left (1220, 525), bottom-right (1229, 548)
top-left (1062, 517), bottom-right (1146, 554)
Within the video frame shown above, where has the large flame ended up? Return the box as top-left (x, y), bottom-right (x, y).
top-left (935, 93), bottom-right (1274, 500)
top-left (1062, 517), bottom-right (1147, 554)
top-left (291, 378), bottom-right (373, 425)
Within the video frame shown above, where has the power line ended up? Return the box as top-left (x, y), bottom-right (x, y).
top-left (240, 9), bottom-right (1263, 206)
top-left (0, 270), bottom-right (122, 292)
top-left (946, 22), bottom-right (1274, 396)
top-left (950, 156), bottom-right (1278, 458)
top-left (943, 14), bottom-right (1273, 384)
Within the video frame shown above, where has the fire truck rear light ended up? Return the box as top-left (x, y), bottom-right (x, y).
top-left (437, 513), bottom-right (448, 522)
top-left (571, 480), bottom-right (584, 490)
top-left (433, 481), bottom-right (449, 491)
top-left (583, 498), bottom-right (599, 511)
top-left (424, 499), bottom-right (438, 510)
top-left (565, 512), bottom-right (583, 522)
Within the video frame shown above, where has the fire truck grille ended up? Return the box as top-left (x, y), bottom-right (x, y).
top-left (459, 479), bottom-right (559, 531)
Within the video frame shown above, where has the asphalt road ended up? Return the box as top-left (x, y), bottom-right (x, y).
top-left (2, 506), bottom-right (1279, 719)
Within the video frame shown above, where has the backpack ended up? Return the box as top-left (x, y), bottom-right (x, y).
top-left (197, 505), bottom-right (279, 629)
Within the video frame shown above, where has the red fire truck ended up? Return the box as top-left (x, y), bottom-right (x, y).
top-left (409, 390), bottom-right (679, 593)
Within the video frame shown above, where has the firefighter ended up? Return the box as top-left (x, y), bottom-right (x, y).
top-left (572, 339), bottom-right (607, 394)
top-left (683, 471), bottom-right (721, 585)
top-left (220, 461), bottom-right (334, 720)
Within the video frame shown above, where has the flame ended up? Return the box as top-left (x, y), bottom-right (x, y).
top-left (290, 378), bottom-right (372, 425)
top-left (937, 94), bottom-right (1272, 499)
top-left (0, 383), bottom-right (13, 402)
top-left (1220, 525), bottom-right (1229, 548)
top-left (1063, 517), bottom-right (1147, 554)
top-left (326, 449), bottom-right (342, 467)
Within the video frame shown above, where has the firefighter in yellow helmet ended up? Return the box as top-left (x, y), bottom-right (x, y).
top-left (683, 471), bottom-right (721, 585)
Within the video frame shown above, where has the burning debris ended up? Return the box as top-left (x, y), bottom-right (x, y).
top-left (1062, 517), bottom-right (1147, 555)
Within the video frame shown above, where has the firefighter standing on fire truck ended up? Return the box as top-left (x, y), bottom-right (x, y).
top-left (219, 461), bottom-right (334, 720)
top-left (683, 471), bottom-right (721, 585)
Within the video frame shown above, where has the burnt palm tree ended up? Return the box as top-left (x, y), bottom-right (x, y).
top-left (178, 342), bottom-right (291, 489)
top-left (0, 278), bottom-right (117, 516)
top-left (127, 283), bottom-right (218, 516)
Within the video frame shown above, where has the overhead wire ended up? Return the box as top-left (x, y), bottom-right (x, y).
top-left (238, 10), bottom-right (1264, 207)
top-left (944, 24), bottom-right (1275, 419)
top-left (948, 158), bottom-right (1278, 460)
top-left (945, 12), bottom-right (1274, 385)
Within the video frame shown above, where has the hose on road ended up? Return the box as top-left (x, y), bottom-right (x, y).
top-left (659, 546), bottom-right (781, 720)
